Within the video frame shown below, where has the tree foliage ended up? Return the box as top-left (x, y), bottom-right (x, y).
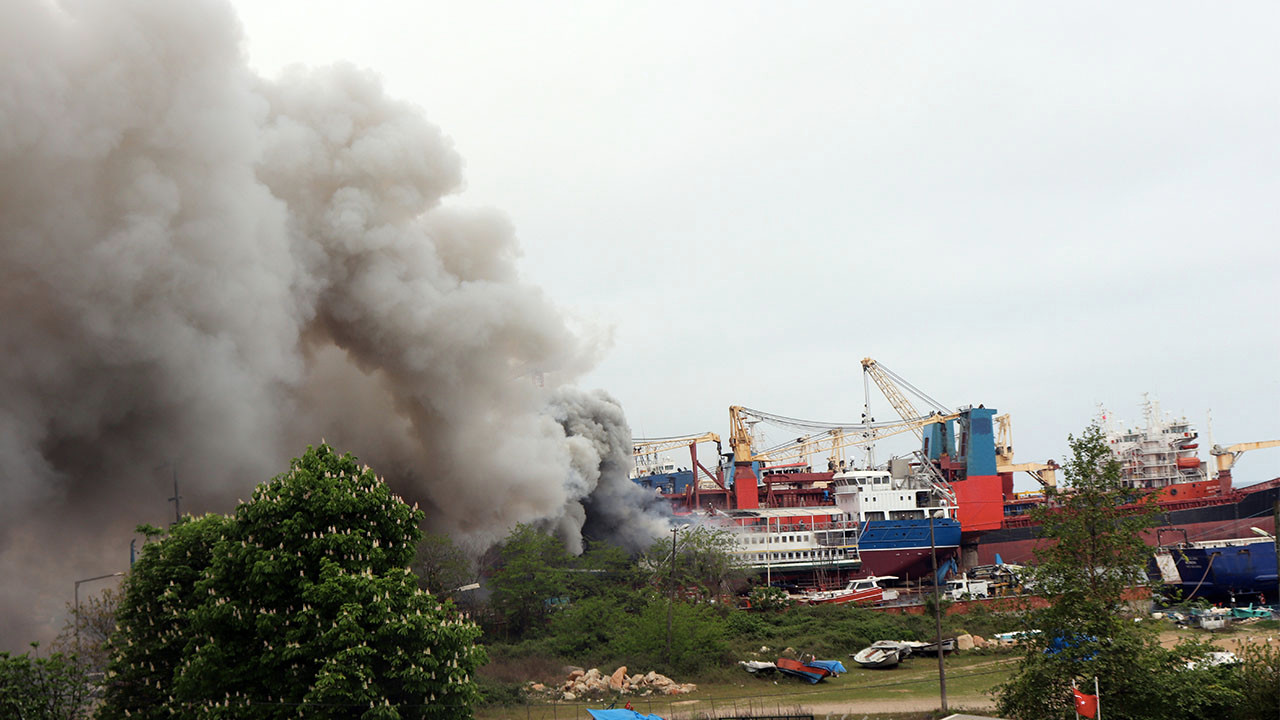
top-left (99, 444), bottom-right (485, 720)
top-left (614, 598), bottom-right (730, 677)
top-left (50, 586), bottom-right (120, 678)
top-left (0, 645), bottom-right (94, 720)
top-left (413, 531), bottom-right (474, 600)
top-left (995, 424), bottom-right (1238, 720)
top-left (1235, 639), bottom-right (1280, 720)
top-left (645, 525), bottom-right (745, 601)
top-left (487, 524), bottom-right (573, 638)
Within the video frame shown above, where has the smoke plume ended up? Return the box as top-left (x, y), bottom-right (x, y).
top-left (0, 0), bottom-right (668, 648)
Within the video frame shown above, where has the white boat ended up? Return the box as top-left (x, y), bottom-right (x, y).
top-left (851, 646), bottom-right (900, 668)
top-left (871, 640), bottom-right (928, 659)
top-left (798, 575), bottom-right (900, 605)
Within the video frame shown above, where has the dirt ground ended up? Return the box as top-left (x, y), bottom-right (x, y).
top-left (1157, 621), bottom-right (1280, 650)
top-left (794, 695), bottom-right (995, 715)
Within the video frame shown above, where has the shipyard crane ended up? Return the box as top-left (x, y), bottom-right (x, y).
top-left (730, 405), bottom-right (960, 467)
top-left (860, 358), bottom-right (951, 442)
top-left (993, 413), bottom-right (1059, 488)
top-left (1210, 439), bottom-right (1280, 480)
top-left (632, 432), bottom-right (726, 495)
top-left (632, 432), bottom-right (721, 459)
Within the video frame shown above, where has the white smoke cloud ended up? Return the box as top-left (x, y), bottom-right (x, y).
top-left (0, 0), bottom-right (666, 647)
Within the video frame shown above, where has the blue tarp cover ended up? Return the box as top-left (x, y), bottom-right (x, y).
top-left (586, 710), bottom-right (666, 720)
top-left (808, 660), bottom-right (847, 675)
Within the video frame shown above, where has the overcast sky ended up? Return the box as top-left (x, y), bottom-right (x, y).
top-left (230, 1), bottom-right (1280, 485)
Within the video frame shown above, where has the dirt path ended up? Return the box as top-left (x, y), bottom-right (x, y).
top-left (795, 695), bottom-right (995, 715)
top-left (1158, 623), bottom-right (1280, 649)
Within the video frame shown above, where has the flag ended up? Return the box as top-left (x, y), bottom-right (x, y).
top-left (1073, 687), bottom-right (1099, 718)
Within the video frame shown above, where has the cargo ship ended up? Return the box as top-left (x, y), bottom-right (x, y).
top-left (635, 362), bottom-right (1280, 587)
top-left (971, 401), bottom-right (1280, 567)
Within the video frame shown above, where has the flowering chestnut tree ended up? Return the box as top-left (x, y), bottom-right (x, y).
top-left (100, 444), bottom-right (484, 719)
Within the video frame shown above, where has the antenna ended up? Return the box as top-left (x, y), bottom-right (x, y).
top-left (168, 466), bottom-right (182, 523)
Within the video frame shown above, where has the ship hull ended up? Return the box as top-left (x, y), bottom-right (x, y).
top-left (1156, 539), bottom-right (1279, 601)
top-left (859, 518), bottom-right (961, 577)
top-left (972, 482), bottom-right (1280, 566)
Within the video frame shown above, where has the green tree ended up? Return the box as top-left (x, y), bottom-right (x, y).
top-left (995, 424), bottom-right (1237, 720)
top-left (645, 526), bottom-right (745, 602)
top-left (1235, 639), bottom-right (1280, 720)
top-left (0, 645), bottom-right (93, 720)
top-left (99, 444), bottom-right (485, 720)
top-left (50, 586), bottom-right (120, 678)
top-left (616, 598), bottom-right (729, 677)
top-left (413, 531), bottom-right (474, 600)
top-left (487, 524), bottom-right (572, 638)
top-left (566, 539), bottom-right (646, 604)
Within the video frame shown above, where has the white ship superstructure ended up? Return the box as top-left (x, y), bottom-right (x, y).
top-left (829, 468), bottom-right (955, 522)
top-left (1100, 397), bottom-right (1206, 489)
top-left (724, 507), bottom-right (862, 574)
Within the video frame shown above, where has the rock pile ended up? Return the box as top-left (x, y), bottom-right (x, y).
top-left (536, 666), bottom-right (697, 701)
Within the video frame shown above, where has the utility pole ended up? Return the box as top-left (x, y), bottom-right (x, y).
top-left (1274, 499), bottom-right (1280, 720)
top-left (665, 526), bottom-right (681, 664)
top-left (929, 512), bottom-right (948, 712)
top-left (168, 466), bottom-right (182, 524)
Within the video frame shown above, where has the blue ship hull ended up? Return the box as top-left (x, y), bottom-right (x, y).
top-left (858, 518), bottom-right (962, 577)
top-left (1157, 538), bottom-right (1279, 601)
top-left (631, 470), bottom-right (695, 494)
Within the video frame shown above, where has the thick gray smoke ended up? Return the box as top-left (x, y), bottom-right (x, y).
top-left (0, 0), bottom-right (668, 648)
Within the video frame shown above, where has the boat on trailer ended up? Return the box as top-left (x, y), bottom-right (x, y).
top-left (798, 575), bottom-right (900, 605)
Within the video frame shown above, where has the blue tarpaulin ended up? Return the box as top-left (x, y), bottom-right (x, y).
top-left (807, 660), bottom-right (847, 675)
top-left (586, 710), bottom-right (666, 720)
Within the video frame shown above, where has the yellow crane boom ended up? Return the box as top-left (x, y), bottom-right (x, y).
top-left (632, 432), bottom-right (721, 457)
top-left (1210, 439), bottom-right (1280, 474)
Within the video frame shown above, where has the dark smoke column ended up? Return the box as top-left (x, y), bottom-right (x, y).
top-left (0, 0), bottom-right (667, 648)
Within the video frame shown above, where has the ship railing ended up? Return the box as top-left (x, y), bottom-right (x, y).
top-left (733, 520), bottom-right (860, 534)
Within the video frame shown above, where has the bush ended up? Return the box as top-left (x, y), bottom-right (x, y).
top-left (475, 675), bottom-right (526, 707)
top-left (617, 598), bottom-right (729, 677)
top-left (746, 585), bottom-right (792, 611)
top-left (0, 647), bottom-right (93, 720)
top-left (1236, 639), bottom-right (1280, 720)
top-left (547, 595), bottom-right (638, 658)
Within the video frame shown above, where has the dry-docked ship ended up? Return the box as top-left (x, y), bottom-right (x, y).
top-left (634, 362), bottom-right (1279, 590)
top-left (975, 400), bottom-right (1280, 567)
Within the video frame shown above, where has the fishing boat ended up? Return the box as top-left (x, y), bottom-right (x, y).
top-left (775, 657), bottom-right (832, 683)
top-left (738, 660), bottom-right (777, 674)
top-left (798, 575), bottom-right (900, 605)
top-left (871, 640), bottom-right (927, 659)
top-left (851, 645), bottom-right (900, 669)
top-left (917, 637), bottom-right (956, 654)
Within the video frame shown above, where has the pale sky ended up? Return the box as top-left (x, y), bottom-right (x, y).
top-left (230, 1), bottom-right (1280, 485)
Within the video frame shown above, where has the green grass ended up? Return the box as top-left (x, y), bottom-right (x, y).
top-left (475, 652), bottom-right (1017, 720)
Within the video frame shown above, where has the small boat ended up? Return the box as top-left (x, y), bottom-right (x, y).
top-left (806, 659), bottom-right (847, 675)
top-left (871, 640), bottom-right (926, 659)
top-left (738, 660), bottom-right (777, 674)
top-left (799, 576), bottom-right (900, 605)
top-left (776, 657), bottom-right (832, 683)
top-left (1229, 604), bottom-right (1271, 619)
top-left (916, 637), bottom-right (956, 654)
top-left (851, 646), bottom-right (900, 669)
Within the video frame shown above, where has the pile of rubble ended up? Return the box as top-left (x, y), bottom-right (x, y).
top-left (530, 666), bottom-right (697, 701)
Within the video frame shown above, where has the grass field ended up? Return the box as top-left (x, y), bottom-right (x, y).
top-left (476, 651), bottom-right (1016, 720)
